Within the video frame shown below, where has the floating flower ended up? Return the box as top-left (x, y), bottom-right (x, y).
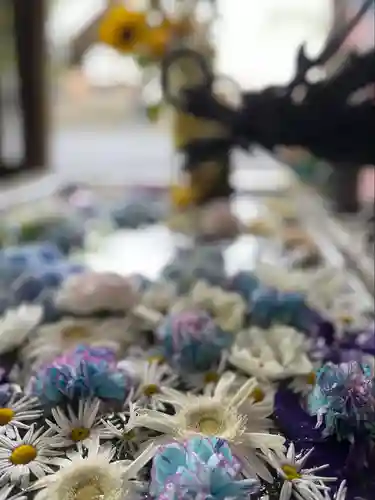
top-left (250, 288), bottom-right (312, 331)
top-left (0, 392), bottom-right (42, 439)
top-left (162, 248), bottom-right (226, 294)
top-left (150, 436), bottom-right (260, 499)
top-left (131, 373), bottom-right (285, 481)
top-left (255, 264), bottom-right (344, 309)
top-left (324, 295), bottom-right (371, 339)
top-left (32, 437), bottom-right (151, 500)
top-left (230, 326), bottom-right (313, 382)
top-left (228, 271), bottom-right (260, 302)
top-left (156, 309), bottom-right (232, 373)
top-left (0, 424), bottom-right (62, 489)
top-left (45, 399), bottom-right (109, 451)
top-left (99, 5), bottom-right (176, 59)
top-left (141, 280), bottom-right (177, 315)
top-left (55, 271), bottom-right (139, 314)
top-left (308, 361), bottom-right (375, 439)
top-left (0, 304), bottom-right (42, 355)
top-left (0, 485), bottom-right (26, 500)
top-left (102, 401), bottom-right (150, 456)
top-left (131, 360), bottom-right (178, 410)
top-left (323, 481), bottom-right (347, 500)
top-left (29, 345), bottom-right (132, 405)
top-left (172, 280), bottom-right (246, 334)
top-left (23, 317), bottom-right (131, 367)
top-left (266, 443), bottom-right (336, 500)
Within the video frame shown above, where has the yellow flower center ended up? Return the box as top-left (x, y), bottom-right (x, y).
top-left (71, 427), bottom-right (90, 442)
top-left (197, 417), bottom-right (221, 435)
top-left (62, 325), bottom-right (91, 343)
top-left (74, 482), bottom-right (104, 500)
top-left (204, 372), bottom-right (220, 385)
top-left (142, 384), bottom-right (160, 397)
top-left (147, 355), bottom-right (165, 364)
top-left (0, 408), bottom-right (15, 426)
top-left (250, 387), bottom-right (265, 403)
top-left (282, 464), bottom-right (301, 481)
top-left (340, 315), bottom-right (353, 325)
top-left (306, 372), bottom-right (316, 385)
top-left (123, 429), bottom-right (136, 441)
top-left (10, 444), bottom-right (37, 465)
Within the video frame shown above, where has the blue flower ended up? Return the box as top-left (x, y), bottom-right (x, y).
top-left (250, 288), bottom-right (312, 331)
top-left (308, 361), bottom-right (375, 439)
top-left (162, 247), bottom-right (226, 294)
top-left (30, 345), bottom-right (132, 405)
top-left (150, 437), bottom-right (259, 499)
top-left (229, 271), bottom-right (260, 302)
top-left (156, 310), bottom-right (232, 373)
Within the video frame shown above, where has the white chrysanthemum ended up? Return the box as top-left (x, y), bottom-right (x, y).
top-left (323, 481), bottom-right (347, 500)
top-left (102, 401), bottom-right (150, 455)
top-left (266, 443), bottom-right (336, 500)
top-left (0, 393), bottom-right (42, 439)
top-left (55, 271), bottom-right (139, 314)
top-left (323, 294), bottom-right (370, 338)
top-left (32, 438), bottom-right (150, 500)
top-left (130, 360), bottom-right (178, 410)
top-left (183, 353), bottom-right (228, 393)
top-left (141, 281), bottom-right (177, 314)
top-left (0, 484), bottom-right (27, 500)
top-left (45, 399), bottom-right (109, 451)
top-left (255, 264), bottom-right (344, 306)
top-left (230, 376), bottom-right (276, 431)
top-left (22, 317), bottom-right (130, 366)
top-left (0, 305), bottom-right (42, 355)
top-left (130, 372), bottom-right (285, 482)
top-left (230, 326), bottom-right (313, 382)
top-left (172, 280), bottom-right (246, 333)
top-left (0, 425), bottom-right (62, 489)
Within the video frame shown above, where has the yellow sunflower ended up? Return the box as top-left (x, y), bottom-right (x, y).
top-left (99, 6), bottom-right (175, 59)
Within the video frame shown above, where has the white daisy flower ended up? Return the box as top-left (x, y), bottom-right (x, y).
top-left (323, 481), bottom-right (347, 500)
top-left (0, 424), bottom-right (62, 489)
top-left (131, 360), bottom-right (178, 411)
top-left (45, 399), bottom-right (109, 451)
top-left (288, 371), bottom-right (319, 396)
top-left (172, 280), bottom-right (246, 333)
top-left (230, 326), bottom-right (313, 382)
top-left (55, 271), bottom-right (139, 314)
top-left (0, 484), bottom-right (27, 500)
top-left (0, 305), bottom-right (42, 355)
top-left (255, 264), bottom-right (344, 308)
top-left (141, 281), bottom-right (177, 314)
top-left (323, 295), bottom-right (370, 338)
top-left (22, 317), bottom-right (130, 367)
top-left (102, 402), bottom-right (150, 456)
top-left (130, 372), bottom-right (285, 482)
top-left (230, 377), bottom-right (276, 432)
top-left (306, 269), bottom-right (345, 312)
top-left (266, 443), bottom-right (336, 500)
top-left (31, 437), bottom-right (152, 500)
top-left (0, 393), bottom-right (42, 439)
top-left (183, 353), bottom-right (228, 393)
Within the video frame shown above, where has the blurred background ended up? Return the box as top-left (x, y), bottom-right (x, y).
top-left (0, 0), bottom-right (374, 212)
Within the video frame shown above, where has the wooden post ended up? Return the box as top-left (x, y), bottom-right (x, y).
top-left (14, 0), bottom-right (47, 170)
top-left (0, 0), bottom-right (47, 179)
